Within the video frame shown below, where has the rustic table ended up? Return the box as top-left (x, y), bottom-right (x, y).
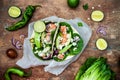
top-left (0, 0), bottom-right (120, 80)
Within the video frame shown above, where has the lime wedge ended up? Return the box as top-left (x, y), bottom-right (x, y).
top-left (34, 21), bottom-right (46, 33)
top-left (8, 6), bottom-right (21, 18)
top-left (91, 10), bottom-right (104, 22)
top-left (96, 38), bottom-right (108, 50)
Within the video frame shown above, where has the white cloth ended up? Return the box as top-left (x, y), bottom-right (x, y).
top-left (16, 16), bottom-right (92, 75)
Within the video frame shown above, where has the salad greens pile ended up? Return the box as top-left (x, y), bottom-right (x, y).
top-left (30, 21), bottom-right (84, 61)
top-left (75, 57), bottom-right (115, 80)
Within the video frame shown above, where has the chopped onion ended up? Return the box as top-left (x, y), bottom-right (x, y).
top-left (97, 26), bottom-right (107, 36)
top-left (53, 50), bottom-right (59, 55)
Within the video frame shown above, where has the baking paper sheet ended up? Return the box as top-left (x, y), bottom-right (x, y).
top-left (16, 16), bottom-right (92, 75)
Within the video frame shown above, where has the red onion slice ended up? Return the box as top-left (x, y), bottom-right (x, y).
top-left (11, 38), bottom-right (17, 46)
top-left (19, 34), bottom-right (26, 40)
top-left (15, 41), bottom-right (23, 50)
top-left (96, 26), bottom-right (107, 36)
top-left (11, 38), bottom-right (23, 50)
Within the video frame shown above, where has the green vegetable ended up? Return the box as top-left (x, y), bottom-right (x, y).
top-left (4, 67), bottom-right (32, 80)
top-left (6, 5), bottom-right (41, 31)
top-left (69, 33), bottom-right (83, 55)
top-left (67, 0), bottom-right (80, 8)
top-left (75, 57), bottom-right (97, 80)
top-left (78, 22), bottom-right (83, 27)
top-left (79, 57), bottom-right (106, 80)
top-left (34, 32), bottom-right (42, 48)
top-left (75, 57), bottom-right (115, 80)
top-left (83, 3), bottom-right (88, 10)
top-left (8, 6), bottom-right (21, 18)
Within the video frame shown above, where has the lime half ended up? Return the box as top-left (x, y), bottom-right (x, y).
top-left (34, 21), bottom-right (46, 33)
top-left (91, 10), bottom-right (104, 22)
top-left (8, 6), bottom-right (21, 18)
top-left (96, 38), bottom-right (108, 50)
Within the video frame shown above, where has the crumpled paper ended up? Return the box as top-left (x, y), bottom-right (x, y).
top-left (16, 16), bottom-right (92, 75)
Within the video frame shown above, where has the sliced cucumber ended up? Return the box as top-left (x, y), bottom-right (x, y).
top-left (8, 6), bottom-right (21, 18)
top-left (34, 21), bottom-right (46, 33)
top-left (34, 32), bottom-right (42, 48)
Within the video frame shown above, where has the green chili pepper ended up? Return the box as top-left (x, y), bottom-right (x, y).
top-left (6, 5), bottom-right (41, 31)
top-left (4, 67), bottom-right (32, 80)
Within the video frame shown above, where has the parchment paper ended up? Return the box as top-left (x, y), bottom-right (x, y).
top-left (16, 16), bottom-right (92, 75)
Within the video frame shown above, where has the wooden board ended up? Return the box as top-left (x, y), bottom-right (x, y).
top-left (0, 0), bottom-right (120, 80)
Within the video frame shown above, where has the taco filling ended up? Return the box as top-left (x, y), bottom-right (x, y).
top-left (30, 21), bottom-right (84, 61)
top-left (30, 21), bottom-right (58, 60)
top-left (53, 22), bottom-right (83, 61)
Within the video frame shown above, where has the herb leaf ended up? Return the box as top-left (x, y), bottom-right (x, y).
top-left (78, 22), bottom-right (83, 27)
top-left (83, 3), bottom-right (89, 10)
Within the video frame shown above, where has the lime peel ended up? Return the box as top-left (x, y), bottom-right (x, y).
top-left (67, 0), bottom-right (79, 8)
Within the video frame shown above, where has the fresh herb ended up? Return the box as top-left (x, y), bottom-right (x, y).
top-left (83, 3), bottom-right (88, 10)
top-left (78, 22), bottom-right (83, 27)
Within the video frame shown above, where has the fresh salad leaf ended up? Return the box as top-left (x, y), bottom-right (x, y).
top-left (75, 57), bottom-right (116, 80)
top-left (69, 33), bottom-right (84, 55)
top-left (75, 57), bottom-right (97, 80)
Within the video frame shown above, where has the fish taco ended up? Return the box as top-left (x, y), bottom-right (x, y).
top-left (30, 21), bottom-right (84, 61)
